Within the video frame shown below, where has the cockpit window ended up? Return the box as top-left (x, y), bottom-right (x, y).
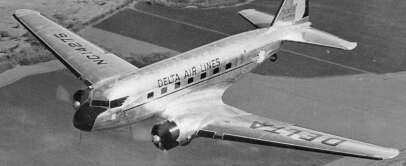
top-left (91, 100), bottom-right (109, 107)
top-left (110, 96), bottom-right (128, 108)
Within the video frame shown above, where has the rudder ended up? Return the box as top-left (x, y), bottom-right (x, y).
top-left (271, 0), bottom-right (309, 26)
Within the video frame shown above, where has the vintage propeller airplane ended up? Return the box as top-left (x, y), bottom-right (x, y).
top-left (14, 0), bottom-right (399, 160)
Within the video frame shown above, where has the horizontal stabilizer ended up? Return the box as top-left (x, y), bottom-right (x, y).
top-left (239, 9), bottom-right (274, 28)
top-left (285, 27), bottom-right (357, 50)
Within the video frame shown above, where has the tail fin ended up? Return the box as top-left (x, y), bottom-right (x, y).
top-left (270, 0), bottom-right (357, 50)
top-left (271, 0), bottom-right (309, 26)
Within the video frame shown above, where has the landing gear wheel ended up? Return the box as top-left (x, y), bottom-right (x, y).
top-left (270, 54), bottom-right (278, 62)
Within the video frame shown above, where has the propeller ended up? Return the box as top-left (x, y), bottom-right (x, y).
top-left (128, 123), bottom-right (152, 142)
top-left (55, 85), bottom-right (71, 103)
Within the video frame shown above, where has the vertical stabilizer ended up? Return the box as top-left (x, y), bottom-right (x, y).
top-left (271, 0), bottom-right (309, 26)
top-left (269, 0), bottom-right (357, 50)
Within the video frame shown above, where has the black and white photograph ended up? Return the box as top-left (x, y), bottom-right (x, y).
top-left (0, 0), bottom-right (405, 165)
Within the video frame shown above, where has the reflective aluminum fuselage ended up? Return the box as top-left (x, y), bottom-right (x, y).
top-left (88, 27), bottom-right (283, 131)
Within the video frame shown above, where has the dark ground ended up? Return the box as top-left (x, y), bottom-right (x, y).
top-left (2, 0), bottom-right (406, 165)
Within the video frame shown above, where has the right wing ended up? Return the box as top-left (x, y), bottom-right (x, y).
top-left (161, 87), bottom-right (399, 160)
top-left (198, 107), bottom-right (399, 160)
top-left (13, 9), bottom-right (138, 85)
top-left (238, 9), bottom-right (274, 28)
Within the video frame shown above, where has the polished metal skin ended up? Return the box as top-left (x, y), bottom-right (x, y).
top-left (14, 0), bottom-right (399, 160)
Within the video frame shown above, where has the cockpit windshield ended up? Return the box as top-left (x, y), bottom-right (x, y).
top-left (91, 100), bottom-right (109, 107)
top-left (110, 97), bottom-right (127, 108)
top-left (90, 96), bottom-right (128, 108)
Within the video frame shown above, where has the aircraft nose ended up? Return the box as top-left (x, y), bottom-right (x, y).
top-left (73, 102), bottom-right (106, 131)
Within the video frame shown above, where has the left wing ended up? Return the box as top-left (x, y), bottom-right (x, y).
top-left (13, 9), bottom-right (138, 85)
top-left (161, 87), bottom-right (399, 160)
top-left (197, 106), bottom-right (399, 160)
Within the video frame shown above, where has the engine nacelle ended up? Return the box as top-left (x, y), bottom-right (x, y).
top-left (151, 120), bottom-right (194, 150)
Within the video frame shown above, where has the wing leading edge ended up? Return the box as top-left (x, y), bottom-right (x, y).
top-left (197, 105), bottom-right (399, 160)
top-left (13, 9), bottom-right (138, 85)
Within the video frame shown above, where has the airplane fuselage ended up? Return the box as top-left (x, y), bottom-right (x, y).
top-left (88, 27), bottom-right (282, 130)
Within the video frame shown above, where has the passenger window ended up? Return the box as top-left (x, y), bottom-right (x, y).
top-left (161, 87), bottom-right (167, 94)
top-left (175, 82), bottom-right (181, 89)
top-left (225, 62), bottom-right (232, 70)
top-left (147, 92), bottom-right (154, 99)
top-left (188, 77), bottom-right (194, 84)
top-left (200, 72), bottom-right (207, 79)
top-left (213, 67), bottom-right (220, 74)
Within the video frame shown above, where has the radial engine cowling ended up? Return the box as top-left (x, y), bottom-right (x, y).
top-left (151, 120), bottom-right (194, 150)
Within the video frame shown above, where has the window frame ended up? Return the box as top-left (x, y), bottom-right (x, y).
top-left (213, 67), bottom-right (220, 74)
top-left (187, 77), bottom-right (194, 84)
top-left (225, 62), bottom-right (232, 70)
top-left (200, 72), bottom-right (207, 79)
top-left (174, 82), bottom-right (181, 89)
top-left (147, 92), bottom-right (154, 99)
top-left (161, 87), bottom-right (168, 94)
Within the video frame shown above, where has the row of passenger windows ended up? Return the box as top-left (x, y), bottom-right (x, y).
top-left (147, 62), bottom-right (233, 99)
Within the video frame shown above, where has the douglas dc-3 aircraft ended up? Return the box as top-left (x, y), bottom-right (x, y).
top-left (14, 0), bottom-right (400, 160)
